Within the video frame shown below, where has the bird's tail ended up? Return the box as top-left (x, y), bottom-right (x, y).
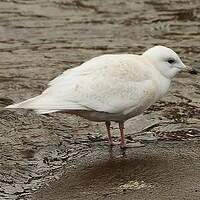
top-left (5, 94), bottom-right (88, 114)
top-left (6, 96), bottom-right (37, 109)
top-left (5, 96), bottom-right (59, 114)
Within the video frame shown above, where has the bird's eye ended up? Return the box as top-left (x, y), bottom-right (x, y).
top-left (167, 58), bottom-right (175, 64)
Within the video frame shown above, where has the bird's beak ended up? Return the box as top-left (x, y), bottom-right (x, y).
top-left (182, 65), bottom-right (198, 74)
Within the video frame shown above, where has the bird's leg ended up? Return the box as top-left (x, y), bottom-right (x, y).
top-left (119, 122), bottom-right (126, 148)
top-left (105, 121), bottom-right (114, 146)
top-left (119, 122), bottom-right (145, 149)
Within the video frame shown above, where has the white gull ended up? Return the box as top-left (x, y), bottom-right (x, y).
top-left (6, 45), bottom-right (193, 148)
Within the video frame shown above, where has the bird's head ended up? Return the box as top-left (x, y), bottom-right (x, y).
top-left (142, 45), bottom-right (195, 79)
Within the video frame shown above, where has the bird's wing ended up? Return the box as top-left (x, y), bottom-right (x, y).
top-left (74, 77), bottom-right (157, 114)
top-left (7, 54), bottom-right (158, 114)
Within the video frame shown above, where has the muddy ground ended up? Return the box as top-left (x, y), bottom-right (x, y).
top-left (0, 0), bottom-right (200, 199)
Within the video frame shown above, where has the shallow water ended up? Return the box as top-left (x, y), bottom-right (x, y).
top-left (0, 0), bottom-right (200, 199)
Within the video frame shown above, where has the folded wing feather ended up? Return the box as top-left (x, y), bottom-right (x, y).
top-left (6, 54), bottom-right (157, 114)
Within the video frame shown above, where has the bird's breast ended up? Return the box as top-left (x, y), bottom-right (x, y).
top-left (154, 75), bottom-right (171, 100)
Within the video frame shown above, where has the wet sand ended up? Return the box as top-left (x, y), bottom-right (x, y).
top-left (0, 0), bottom-right (200, 199)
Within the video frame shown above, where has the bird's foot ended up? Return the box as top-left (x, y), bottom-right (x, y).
top-left (107, 141), bottom-right (119, 147)
top-left (120, 141), bottom-right (145, 149)
top-left (107, 141), bottom-right (145, 149)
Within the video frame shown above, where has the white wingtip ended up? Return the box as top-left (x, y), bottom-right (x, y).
top-left (5, 104), bottom-right (19, 109)
top-left (5, 97), bottom-right (37, 109)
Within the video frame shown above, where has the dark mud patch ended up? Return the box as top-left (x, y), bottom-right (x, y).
top-left (158, 128), bottom-right (200, 141)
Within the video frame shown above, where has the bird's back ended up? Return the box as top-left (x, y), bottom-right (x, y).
top-left (6, 53), bottom-right (162, 118)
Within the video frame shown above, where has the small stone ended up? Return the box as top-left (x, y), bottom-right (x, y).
top-left (4, 185), bottom-right (16, 195)
top-left (132, 133), bottom-right (158, 143)
top-left (126, 141), bottom-right (145, 148)
top-left (4, 184), bottom-right (24, 195)
top-left (14, 184), bottom-right (24, 193)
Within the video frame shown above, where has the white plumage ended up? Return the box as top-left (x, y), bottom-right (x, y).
top-left (6, 45), bottom-right (192, 148)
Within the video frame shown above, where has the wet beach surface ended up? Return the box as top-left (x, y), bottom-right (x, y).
top-left (0, 0), bottom-right (200, 199)
top-left (34, 142), bottom-right (200, 200)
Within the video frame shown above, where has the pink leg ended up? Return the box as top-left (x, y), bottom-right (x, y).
top-left (105, 121), bottom-right (114, 146)
top-left (119, 122), bottom-right (145, 148)
top-left (119, 122), bottom-right (126, 148)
